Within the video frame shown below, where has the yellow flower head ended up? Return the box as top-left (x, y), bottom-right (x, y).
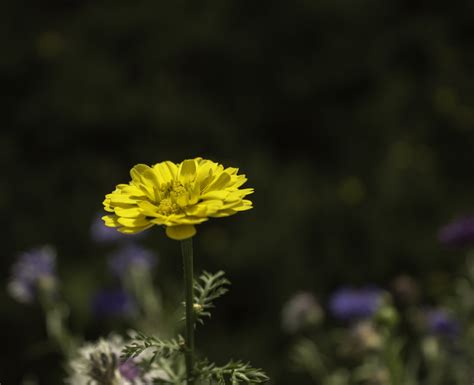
top-left (102, 158), bottom-right (254, 240)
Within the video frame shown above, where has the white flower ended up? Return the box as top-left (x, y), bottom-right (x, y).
top-left (281, 292), bottom-right (323, 333)
top-left (66, 334), bottom-right (169, 385)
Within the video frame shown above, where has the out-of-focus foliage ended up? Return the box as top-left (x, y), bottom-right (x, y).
top-left (286, 254), bottom-right (474, 385)
top-left (2, 0), bottom-right (474, 383)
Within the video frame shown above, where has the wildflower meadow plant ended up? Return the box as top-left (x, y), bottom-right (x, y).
top-left (99, 158), bottom-right (268, 385)
top-left (66, 334), bottom-right (170, 385)
top-left (105, 242), bottom-right (163, 334)
top-left (438, 216), bottom-right (474, 248)
top-left (329, 287), bottom-right (384, 322)
top-left (7, 246), bottom-right (76, 355)
top-left (286, 254), bottom-right (474, 385)
top-left (8, 245), bottom-right (57, 304)
top-left (281, 292), bottom-right (323, 333)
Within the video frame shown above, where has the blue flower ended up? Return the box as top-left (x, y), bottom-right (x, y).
top-left (108, 242), bottom-right (157, 278)
top-left (91, 289), bottom-right (136, 318)
top-left (329, 287), bottom-right (383, 321)
top-left (438, 216), bottom-right (474, 247)
top-left (426, 309), bottom-right (460, 337)
top-left (7, 246), bottom-right (57, 304)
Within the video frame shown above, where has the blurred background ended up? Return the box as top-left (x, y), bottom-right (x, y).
top-left (2, 0), bottom-right (474, 383)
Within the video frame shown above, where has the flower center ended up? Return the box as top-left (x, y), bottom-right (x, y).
top-left (157, 198), bottom-right (178, 215)
top-left (156, 181), bottom-right (189, 215)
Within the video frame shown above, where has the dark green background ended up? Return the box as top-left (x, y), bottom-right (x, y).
top-left (2, 0), bottom-right (474, 383)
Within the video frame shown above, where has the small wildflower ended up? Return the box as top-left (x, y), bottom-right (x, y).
top-left (281, 292), bottom-right (323, 333)
top-left (66, 335), bottom-right (168, 385)
top-left (438, 216), bottom-right (474, 247)
top-left (329, 287), bottom-right (383, 321)
top-left (108, 243), bottom-right (157, 279)
top-left (7, 246), bottom-right (57, 304)
top-left (426, 308), bottom-right (460, 337)
top-left (102, 158), bottom-right (254, 240)
top-left (92, 289), bottom-right (137, 319)
top-left (349, 320), bottom-right (382, 352)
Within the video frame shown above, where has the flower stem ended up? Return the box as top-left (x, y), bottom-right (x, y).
top-left (181, 237), bottom-right (195, 385)
top-left (38, 286), bottom-right (75, 356)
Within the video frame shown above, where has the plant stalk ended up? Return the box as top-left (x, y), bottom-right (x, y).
top-left (181, 237), bottom-right (195, 385)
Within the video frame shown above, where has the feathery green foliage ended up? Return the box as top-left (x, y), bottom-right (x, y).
top-left (192, 271), bottom-right (230, 325)
top-left (122, 271), bottom-right (268, 384)
top-left (122, 331), bottom-right (183, 360)
top-left (197, 359), bottom-right (270, 385)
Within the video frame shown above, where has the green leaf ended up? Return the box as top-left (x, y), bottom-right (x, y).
top-left (191, 271), bottom-right (231, 325)
top-left (121, 331), bottom-right (183, 361)
top-left (197, 359), bottom-right (269, 384)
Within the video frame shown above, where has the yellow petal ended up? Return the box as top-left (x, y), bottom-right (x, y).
top-left (165, 225), bottom-right (196, 240)
top-left (130, 164), bottom-right (151, 184)
top-left (185, 204), bottom-right (209, 217)
top-left (201, 190), bottom-right (229, 200)
top-left (195, 160), bottom-right (217, 188)
top-left (224, 188), bottom-right (254, 202)
top-left (137, 200), bottom-right (160, 216)
top-left (232, 200), bottom-right (253, 211)
top-left (210, 209), bottom-right (236, 217)
top-left (117, 216), bottom-right (150, 227)
top-left (141, 167), bottom-right (161, 189)
top-left (163, 161), bottom-right (178, 179)
top-left (117, 224), bottom-right (153, 234)
top-left (231, 175), bottom-right (248, 189)
top-left (109, 194), bottom-right (139, 205)
top-left (168, 216), bottom-right (208, 225)
top-left (149, 214), bottom-right (176, 226)
top-left (203, 172), bottom-right (231, 192)
top-left (185, 200), bottom-right (224, 217)
top-left (188, 183), bottom-right (201, 205)
top-left (178, 159), bottom-right (197, 184)
top-left (103, 197), bottom-right (114, 212)
top-left (114, 206), bottom-right (142, 218)
top-left (223, 167), bottom-right (239, 175)
top-left (120, 185), bottom-right (147, 197)
top-left (102, 215), bottom-right (120, 227)
top-left (153, 161), bottom-right (177, 184)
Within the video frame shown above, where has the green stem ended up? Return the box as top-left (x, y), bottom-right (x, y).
top-left (181, 237), bottom-right (195, 385)
top-left (38, 285), bottom-right (74, 356)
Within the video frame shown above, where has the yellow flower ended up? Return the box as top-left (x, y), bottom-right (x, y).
top-left (102, 158), bottom-right (254, 240)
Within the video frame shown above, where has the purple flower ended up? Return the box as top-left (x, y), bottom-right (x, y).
top-left (7, 246), bottom-right (57, 304)
top-left (329, 287), bottom-right (383, 321)
top-left (92, 289), bottom-right (136, 318)
top-left (426, 309), bottom-right (460, 337)
top-left (281, 292), bottom-right (323, 333)
top-left (108, 242), bottom-right (157, 278)
top-left (119, 360), bottom-right (141, 380)
top-left (438, 216), bottom-right (474, 247)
